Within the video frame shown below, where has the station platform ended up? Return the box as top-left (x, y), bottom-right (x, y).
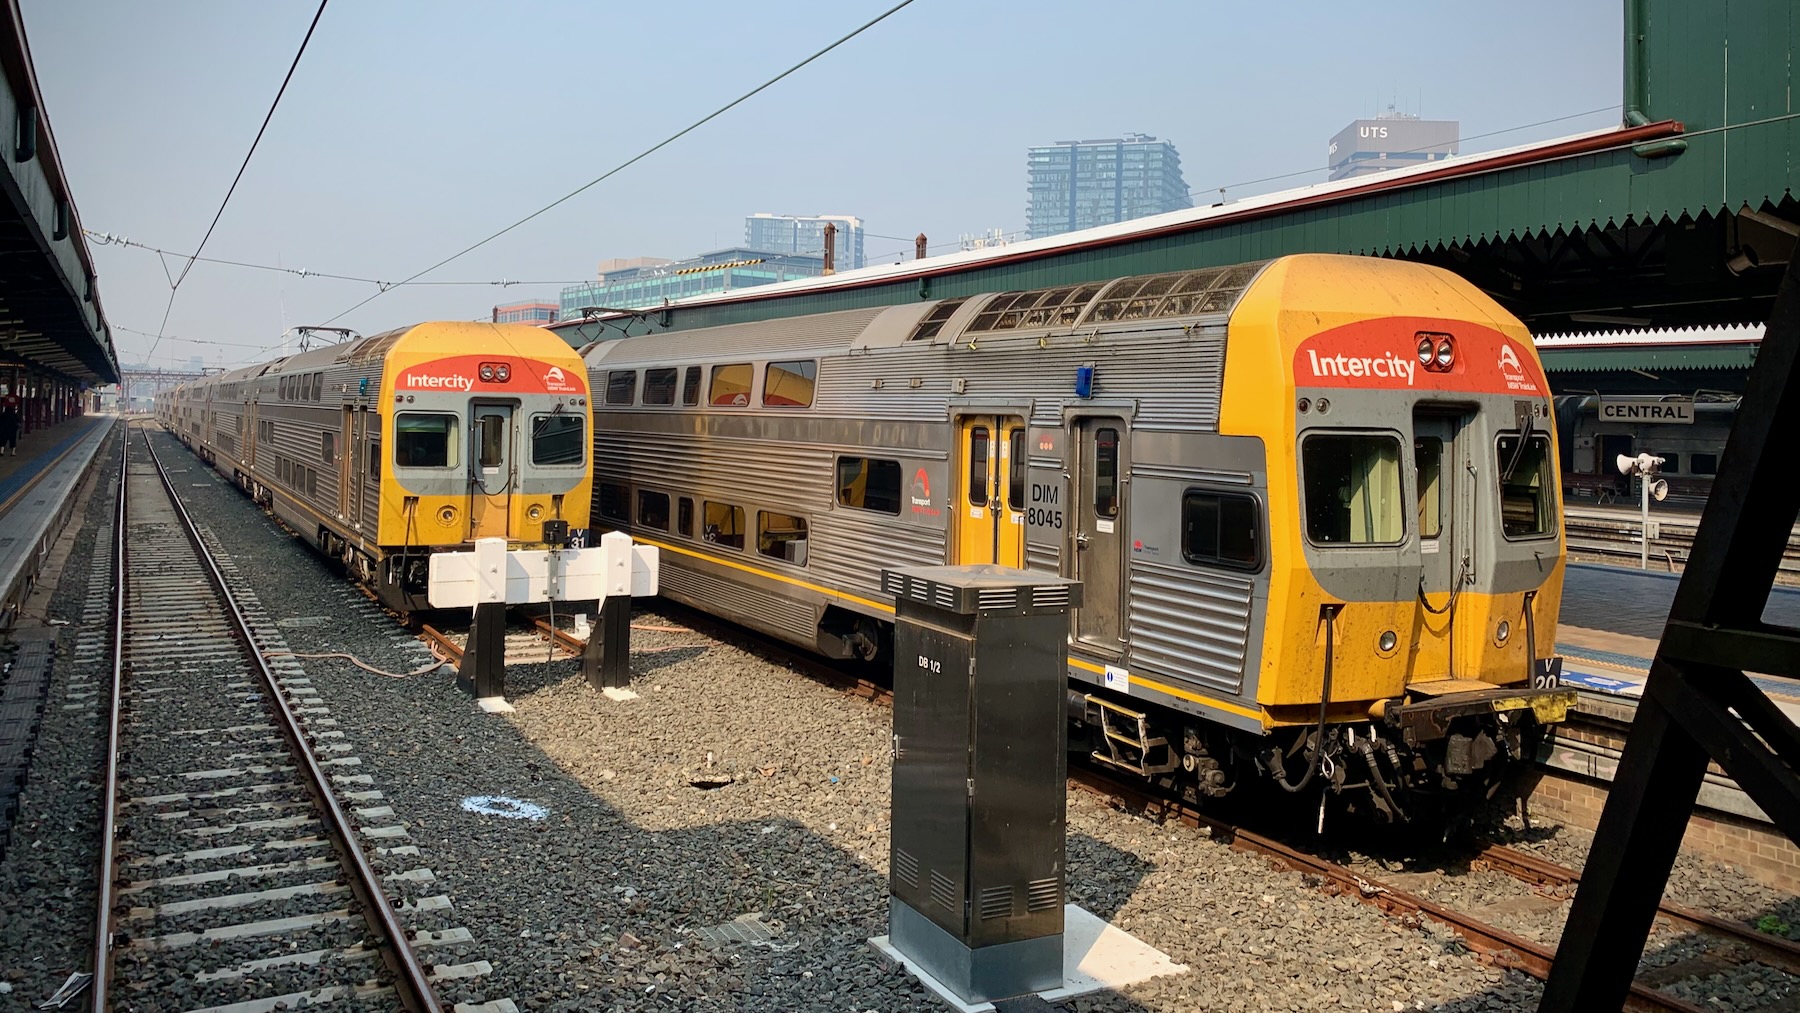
top-left (0, 414), bottom-right (115, 626)
top-left (1556, 561), bottom-right (1800, 716)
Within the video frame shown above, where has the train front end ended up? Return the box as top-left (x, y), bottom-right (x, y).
top-left (373, 322), bottom-right (593, 610)
top-left (1231, 255), bottom-right (1575, 822)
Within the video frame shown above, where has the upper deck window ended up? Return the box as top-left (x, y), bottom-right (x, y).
top-left (530, 414), bottom-right (585, 466)
top-left (1497, 434), bottom-right (1557, 539)
top-left (681, 366), bottom-right (702, 405)
top-left (1302, 433), bottom-right (1403, 545)
top-left (762, 360), bottom-right (816, 408)
top-left (709, 363), bottom-right (753, 406)
top-left (643, 368), bottom-right (678, 406)
top-left (605, 370), bottom-right (637, 406)
top-left (395, 413), bottom-right (458, 468)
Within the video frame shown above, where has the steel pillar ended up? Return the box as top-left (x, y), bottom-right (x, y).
top-left (1538, 254), bottom-right (1800, 1009)
top-left (583, 594), bottom-right (631, 689)
top-left (456, 601), bottom-right (507, 700)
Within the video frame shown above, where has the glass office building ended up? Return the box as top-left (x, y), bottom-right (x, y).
top-left (1025, 134), bottom-right (1190, 240)
top-left (744, 214), bottom-right (865, 270)
top-left (491, 300), bottom-right (558, 325)
top-left (559, 247), bottom-right (826, 318)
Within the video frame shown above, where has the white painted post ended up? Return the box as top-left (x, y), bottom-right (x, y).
top-left (1640, 476), bottom-right (1651, 570)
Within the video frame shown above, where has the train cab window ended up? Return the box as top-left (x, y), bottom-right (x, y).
top-left (1094, 427), bottom-right (1120, 519)
top-left (321, 432), bottom-right (336, 465)
top-left (530, 414), bottom-right (584, 466)
top-left (1182, 491), bottom-right (1262, 570)
top-left (836, 457), bottom-right (901, 514)
top-left (1302, 434), bottom-right (1403, 544)
top-left (709, 363), bottom-right (753, 406)
top-left (637, 490), bottom-right (670, 530)
top-left (1496, 434), bottom-right (1556, 539)
top-left (605, 370), bottom-right (637, 406)
top-left (1414, 437), bottom-right (1442, 539)
top-left (681, 367), bottom-right (702, 406)
top-left (643, 368), bottom-right (678, 406)
top-left (968, 427), bottom-right (990, 507)
top-left (757, 511), bottom-right (809, 566)
top-left (703, 501), bottom-right (745, 550)
top-left (1691, 453), bottom-right (1718, 476)
top-left (598, 483), bottom-right (629, 523)
top-left (395, 413), bottom-right (459, 468)
top-left (1008, 430), bottom-right (1027, 511)
top-left (762, 360), bottom-right (816, 408)
top-left (677, 497), bottom-right (695, 537)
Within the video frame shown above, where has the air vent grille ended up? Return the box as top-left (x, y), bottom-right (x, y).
top-left (894, 849), bottom-right (919, 889)
top-left (1026, 877), bottom-right (1061, 912)
top-left (1032, 585), bottom-right (1071, 608)
top-left (978, 885), bottom-right (1015, 921)
top-left (930, 870), bottom-right (959, 914)
top-left (977, 589), bottom-right (1018, 611)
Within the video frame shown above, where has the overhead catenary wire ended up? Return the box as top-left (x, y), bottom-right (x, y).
top-left (88, 231), bottom-right (590, 289)
top-left (146, 0), bottom-right (331, 364)
top-left (321, 0), bottom-right (919, 327)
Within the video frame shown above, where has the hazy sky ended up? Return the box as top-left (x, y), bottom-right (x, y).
top-left (22, 1), bottom-right (1622, 370)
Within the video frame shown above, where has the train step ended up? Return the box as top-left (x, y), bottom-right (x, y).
top-left (1086, 694), bottom-right (1177, 778)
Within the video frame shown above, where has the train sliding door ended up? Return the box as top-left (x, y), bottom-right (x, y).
top-left (469, 404), bottom-right (516, 539)
top-left (1071, 419), bottom-right (1127, 655)
top-left (953, 415), bottom-right (1026, 566)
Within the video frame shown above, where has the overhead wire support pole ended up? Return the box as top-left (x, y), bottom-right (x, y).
top-left (322, 0), bottom-right (919, 326)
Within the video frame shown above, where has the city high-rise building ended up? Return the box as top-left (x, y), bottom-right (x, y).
top-left (491, 300), bottom-right (558, 326)
top-left (745, 214), bottom-right (865, 270)
top-left (1327, 108), bottom-right (1459, 181)
top-left (559, 247), bottom-right (826, 319)
top-left (1025, 134), bottom-right (1190, 240)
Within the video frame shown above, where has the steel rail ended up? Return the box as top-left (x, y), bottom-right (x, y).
top-left (131, 429), bottom-right (443, 1013)
top-left (1474, 843), bottom-right (1800, 977)
top-left (1069, 767), bottom-right (1711, 1013)
top-left (420, 623), bottom-right (464, 665)
top-left (88, 426), bottom-right (128, 1012)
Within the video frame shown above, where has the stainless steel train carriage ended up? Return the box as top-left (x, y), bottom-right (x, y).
top-left (156, 321), bottom-right (593, 612)
top-left (581, 254), bottom-right (1576, 820)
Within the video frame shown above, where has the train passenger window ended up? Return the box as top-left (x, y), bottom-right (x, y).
top-left (681, 367), bottom-right (702, 406)
top-left (835, 457), bottom-right (901, 514)
top-left (637, 490), bottom-right (670, 530)
top-left (709, 364), bottom-right (753, 406)
top-left (1414, 437), bottom-right (1442, 538)
top-left (1094, 428), bottom-right (1120, 519)
top-left (1182, 491), bottom-right (1262, 570)
top-left (1302, 434), bottom-right (1403, 544)
top-left (643, 368), bottom-right (678, 406)
top-left (598, 483), bottom-right (629, 523)
top-left (606, 370), bottom-right (637, 406)
top-left (477, 416), bottom-right (505, 468)
top-left (757, 511), bottom-right (809, 566)
top-left (1008, 430), bottom-right (1027, 511)
top-left (703, 501), bottom-right (745, 550)
top-left (1656, 453), bottom-right (1680, 474)
top-left (530, 414), bottom-right (584, 466)
top-left (1691, 453), bottom-right (1718, 475)
top-left (369, 440), bottom-right (380, 481)
top-left (1496, 434), bottom-right (1556, 539)
top-left (762, 360), bottom-right (817, 408)
top-left (968, 427), bottom-right (990, 507)
top-left (678, 497), bottom-right (694, 536)
top-left (322, 432), bottom-right (336, 465)
top-left (395, 413), bottom-right (459, 468)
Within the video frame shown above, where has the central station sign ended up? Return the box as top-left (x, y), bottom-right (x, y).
top-left (1599, 397), bottom-right (1695, 425)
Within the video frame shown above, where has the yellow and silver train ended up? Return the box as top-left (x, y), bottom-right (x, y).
top-left (158, 321), bottom-right (593, 611)
top-left (579, 254), bottom-right (1576, 819)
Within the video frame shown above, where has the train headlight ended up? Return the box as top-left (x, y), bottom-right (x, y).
top-left (496, 364), bottom-right (511, 382)
top-left (1495, 620), bottom-right (1511, 645)
top-left (1378, 630), bottom-right (1398, 654)
top-left (479, 364), bottom-right (496, 382)
top-left (1296, 397), bottom-right (1310, 413)
top-left (1434, 337), bottom-right (1455, 368)
top-left (1417, 335), bottom-right (1434, 364)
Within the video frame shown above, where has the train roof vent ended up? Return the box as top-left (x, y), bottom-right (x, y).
top-left (966, 283), bottom-right (1105, 333)
top-left (906, 298), bottom-right (968, 341)
top-left (1079, 261), bottom-right (1267, 326)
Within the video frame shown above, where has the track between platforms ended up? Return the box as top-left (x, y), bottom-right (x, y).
top-left (92, 427), bottom-right (444, 1012)
top-left (1564, 507), bottom-right (1800, 582)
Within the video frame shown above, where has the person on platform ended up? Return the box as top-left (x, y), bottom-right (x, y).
top-left (0, 401), bottom-right (20, 456)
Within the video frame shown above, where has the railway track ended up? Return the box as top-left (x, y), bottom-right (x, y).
top-left (91, 428), bottom-right (445, 1012)
top-left (1563, 507), bottom-right (1800, 582)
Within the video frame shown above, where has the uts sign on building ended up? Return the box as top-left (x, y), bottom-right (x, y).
top-left (1599, 397), bottom-right (1695, 424)
top-left (1327, 116), bottom-right (1460, 181)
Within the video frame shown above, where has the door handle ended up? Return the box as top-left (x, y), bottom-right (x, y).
top-left (1076, 532), bottom-right (1090, 549)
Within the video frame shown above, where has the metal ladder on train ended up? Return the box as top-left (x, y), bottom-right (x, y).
top-left (1085, 694), bottom-right (1178, 777)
